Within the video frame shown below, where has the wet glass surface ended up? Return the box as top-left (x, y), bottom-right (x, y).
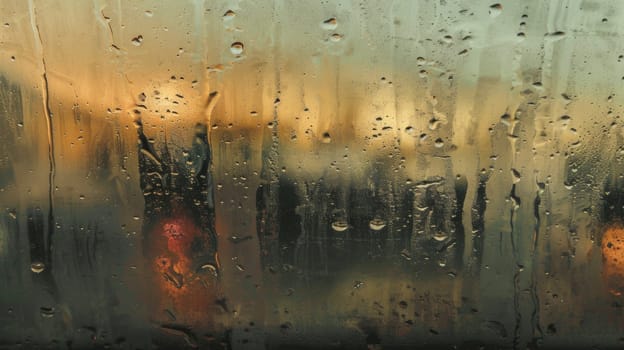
top-left (1, 1), bottom-right (624, 349)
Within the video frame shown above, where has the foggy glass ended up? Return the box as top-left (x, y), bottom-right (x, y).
top-left (1, 0), bottom-right (623, 349)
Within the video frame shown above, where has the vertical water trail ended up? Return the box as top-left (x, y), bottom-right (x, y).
top-left (471, 175), bottom-right (488, 269)
top-left (453, 176), bottom-right (468, 269)
top-left (513, 267), bottom-right (521, 350)
top-left (28, 0), bottom-right (55, 269)
top-left (270, 0), bottom-right (282, 185)
top-left (509, 184), bottom-right (520, 253)
top-left (531, 184), bottom-right (544, 342)
top-left (533, 187), bottom-right (542, 252)
top-left (509, 183), bottom-right (521, 349)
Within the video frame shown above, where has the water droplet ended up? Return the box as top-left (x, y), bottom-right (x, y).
top-left (489, 4), bottom-right (502, 17)
top-left (321, 17), bottom-right (337, 30)
top-left (511, 168), bottom-right (521, 183)
top-left (144, 10), bottom-right (153, 17)
top-left (250, 111), bottom-right (258, 117)
top-left (322, 132), bottom-right (332, 143)
top-left (330, 33), bottom-right (343, 42)
top-left (545, 31), bottom-right (566, 41)
top-left (369, 218), bottom-right (386, 231)
top-left (230, 42), bottom-right (244, 55)
top-left (131, 35), bottom-right (143, 46)
top-left (434, 138), bottom-right (445, 148)
top-left (400, 249), bottom-right (412, 261)
top-left (30, 262), bottom-right (45, 273)
top-left (500, 113), bottom-right (512, 126)
top-left (429, 116), bottom-right (445, 130)
top-left (416, 57), bottom-right (426, 65)
top-left (40, 306), bottom-right (55, 318)
top-left (223, 10), bottom-right (236, 19)
top-left (432, 232), bottom-right (448, 242)
top-left (405, 126), bottom-right (415, 135)
top-left (200, 263), bottom-right (218, 277)
top-left (207, 64), bottom-right (224, 72)
top-left (331, 220), bottom-right (349, 232)
top-left (280, 322), bottom-right (292, 334)
top-left (546, 323), bottom-right (557, 335)
top-left (353, 280), bottom-right (364, 289)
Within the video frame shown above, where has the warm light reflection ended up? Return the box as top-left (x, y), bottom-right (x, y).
top-left (602, 223), bottom-right (624, 296)
top-left (147, 203), bottom-right (218, 325)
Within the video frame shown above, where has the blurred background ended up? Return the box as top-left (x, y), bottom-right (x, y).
top-left (1, 0), bottom-right (624, 349)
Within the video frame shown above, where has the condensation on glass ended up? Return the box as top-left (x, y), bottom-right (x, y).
top-left (0, 1), bottom-right (623, 349)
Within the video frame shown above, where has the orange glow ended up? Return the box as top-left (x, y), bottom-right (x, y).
top-left (146, 203), bottom-right (219, 325)
top-left (602, 223), bottom-right (624, 296)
